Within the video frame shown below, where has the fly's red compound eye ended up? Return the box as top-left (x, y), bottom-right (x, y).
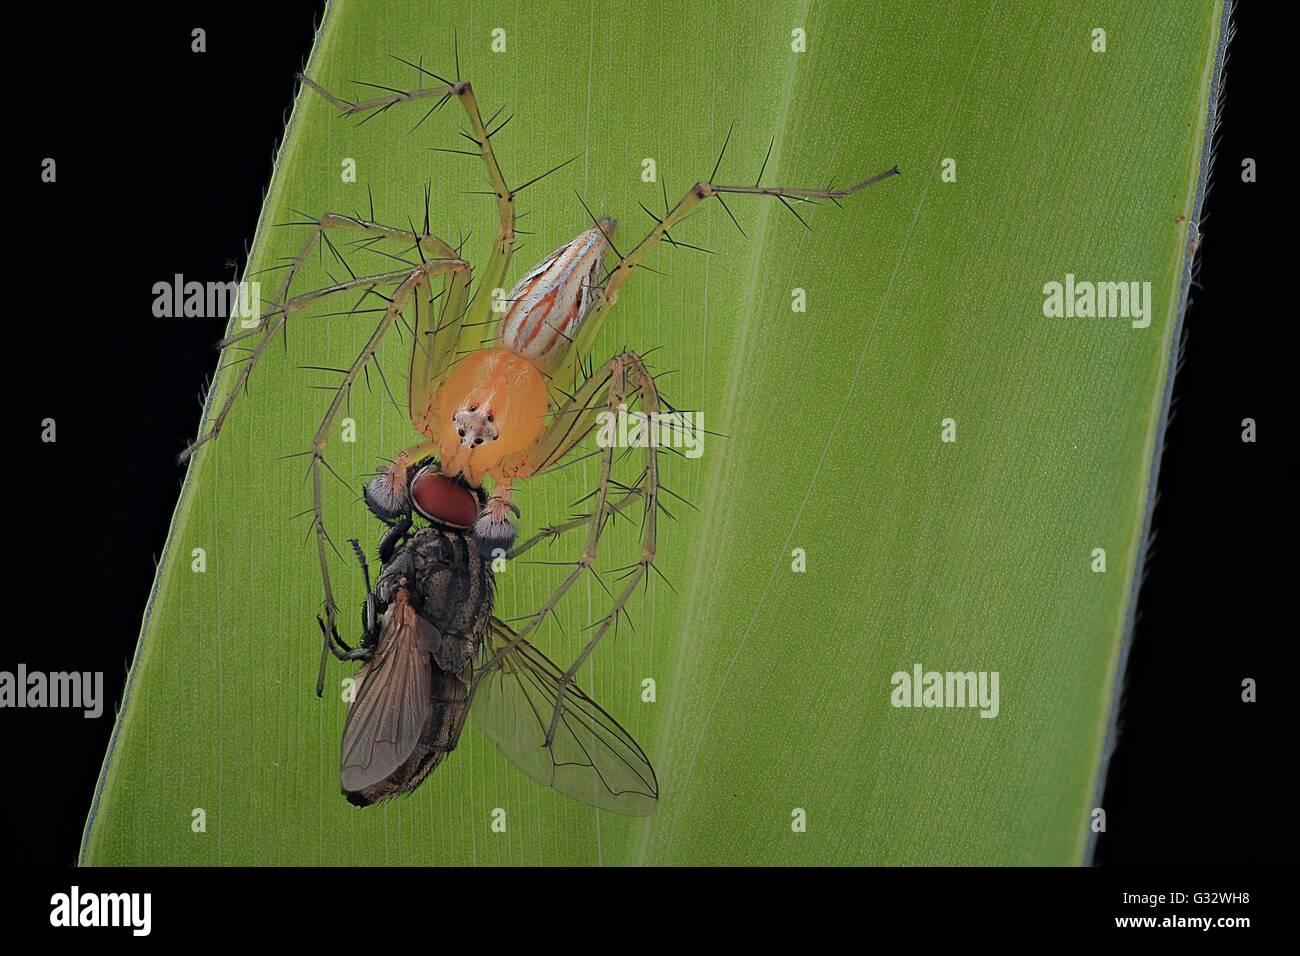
top-left (409, 467), bottom-right (479, 528)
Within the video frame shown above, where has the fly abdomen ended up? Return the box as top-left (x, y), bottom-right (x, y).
top-left (345, 670), bottom-right (468, 807)
top-left (499, 220), bottom-right (614, 373)
top-left (424, 669), bottom-right (469, 753)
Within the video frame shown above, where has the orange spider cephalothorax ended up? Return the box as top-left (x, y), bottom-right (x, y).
top-left (434, 347), bottom-right (548, 486)
top-left (431, 220), bottom-right (616, 487)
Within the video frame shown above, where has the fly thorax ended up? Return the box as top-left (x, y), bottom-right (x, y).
top-left (401, 529), bottom-right (493, 672)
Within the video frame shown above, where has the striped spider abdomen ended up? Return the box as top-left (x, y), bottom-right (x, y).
top-left (499, 218), bottom-right (615, 373)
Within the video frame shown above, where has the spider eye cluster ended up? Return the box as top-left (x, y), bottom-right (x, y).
top-left (452, 405), bottom-right (500, 448)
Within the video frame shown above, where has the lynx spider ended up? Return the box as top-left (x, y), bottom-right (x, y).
top-left (180, 53), bottom-right (898, 738)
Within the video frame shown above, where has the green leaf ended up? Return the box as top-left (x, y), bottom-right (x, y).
top-left (82, 0), bottom-right (1225, 865)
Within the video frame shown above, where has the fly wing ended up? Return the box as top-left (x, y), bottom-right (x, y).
top-left (469, 618), bottom-right (658, 815)
top-left (340, 594), bottom-right (437, 800)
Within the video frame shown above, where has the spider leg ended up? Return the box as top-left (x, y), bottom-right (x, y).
top-left (180, 214), bottom-right (468, 461)
top-left (298, 71), bottom-right (517, 351)
top-left (554, 160), bottom-right (900, 386)
top-left (487, 351), bottom-right (662, 747)
top-left (507, 488), bottom-right (646, 560)
top-left (307, 258), bottom-right (469, 694)
top-left (500, 352), bottom-right (655, 562)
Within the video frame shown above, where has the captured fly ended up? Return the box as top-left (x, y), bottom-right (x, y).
top-left (320, 458), bottom-right (658, 814)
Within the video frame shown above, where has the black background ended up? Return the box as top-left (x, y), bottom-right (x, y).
top-left (8, 2), bottom-right (1293, 867)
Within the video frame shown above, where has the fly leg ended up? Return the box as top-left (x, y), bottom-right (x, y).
top-left (378, 515), bottom-right (414, 565)
top-left (316, 617), bottom-right (373, 661)
top-left (351, 538), bottom-right (379, 644)
top-left (486, 351), bottom-right (663, 746)
top-left (316, 540), bottom-right (381, 693)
